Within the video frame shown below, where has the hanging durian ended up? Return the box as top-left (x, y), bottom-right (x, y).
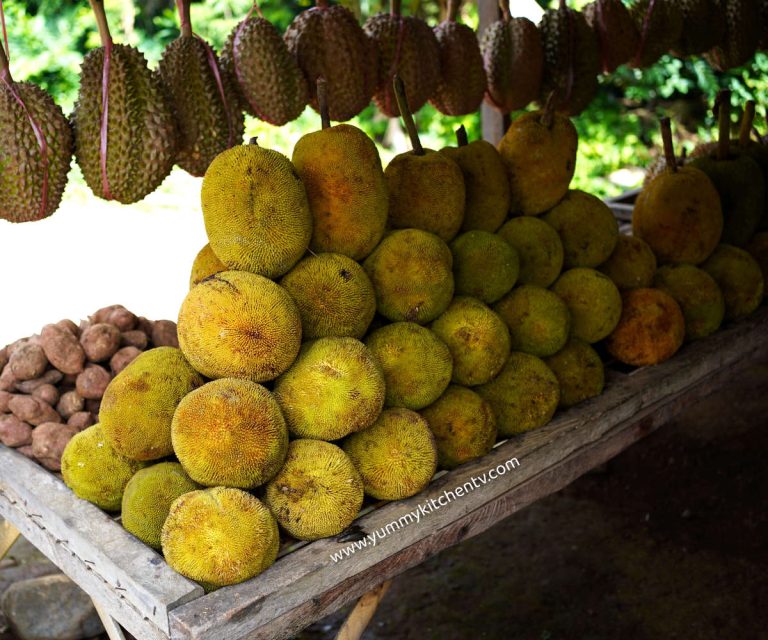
top-left (629, 0), bottom-right (683, 68)
top-left (704, 0), bottom-right (760, 71)
top-left (583, 0), bottom-right (639, 73)
top-left (670, 0), bottom-right (726, 57)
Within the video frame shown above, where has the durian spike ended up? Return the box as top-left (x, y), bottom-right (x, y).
top-left (175, 0), bottom-right (193, 38)
top-left (317, 77), bottom-right (331, 129)
top-left (393, 74), bottom-right (424, 156)
top-left (456, 125), bottom-right (468, 147)
top-left (540, 91), bottom-right (556, 129)
top-left (660, 117), bottom-right (677, 173)
top-left (715, 90), bottom-right (731, 161)
top-left (739, 101), bottom-right (756, 147)
top-left (447, 0), bottom-right (459, 22)
top-left (498, 0), bottom-right (510, 22)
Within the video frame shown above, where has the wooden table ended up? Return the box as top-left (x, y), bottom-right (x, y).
top-left (1, 306), bottom-right (766, 640)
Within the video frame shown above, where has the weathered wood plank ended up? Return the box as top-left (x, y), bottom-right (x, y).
top-left (0, 448), bottom-right (204, 638)
top-left (169, 309), bottom-right (768, 640)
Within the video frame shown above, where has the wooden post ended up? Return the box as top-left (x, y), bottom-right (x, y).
top-left (478, 0), bottom-right (504, 144)
top-left (93, 600), bottom-right (128, 640)
top-left (0, 519), bottom-right (20, 560)
top-left (335, 580), bottom-right (392, 640)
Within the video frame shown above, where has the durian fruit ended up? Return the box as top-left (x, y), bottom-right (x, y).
top-left (162, 487), bottom-right (279, 591)
top-left (274, 337), bottom-right (385, 441)
top-left (430, 296), bottom-right (511, 387)
top-left (385, 77), bottom-right (465, 241)
top-left (701, 244), bottom-right (764, 320)
top-left (284, 0), bottom-right (377, 122)
top-left (704, 0), bottom-right (761, 71)
top-left (475, 352), bottom-right (560, 437)
top-left (0, 39), bottom-right (72, 222)
top-left (450, 230), bottom-right (519, 304)
top-left (551, 268), bottom-right (622, 343)
top-left (542, 190), bottom-right (619, 268)
top-left (745, 232), bottom-right (768, 284)
top-left (189, 243), bottom-right (226, 288)
top-left (598, 235), bottom-right (658, 290)
top-left (538, 0), bottom-right (600, 116)
top-left (606, 288), bottom-right (686, 366)
top-left (73, 0), bottom-right (177, 204)
top-left (440, 126), bottom-right (511, 233)
top-left (544, 338), bottom-right (604, 409)
top-left (280, 253), bottom-right (376, 339)
top-left (628, 0), bottom-right (683, 68)
top-left (158, 0), bottom-right (244, 177)
top-left (172, 378), bottom-right (289, 488)
top-left (99, 347), bottom-right (204, 461)
top-left (430, 0), bottom-right (487, 116)
top-left (264, 439), bottom-right (363, 540)
top-left (343, 408), bottom-right (437, 501)
top-left (201, 142), bottom-right (312, 278)
top-left (653, 264), bottom-right (725, 340)
top-left (292, 117), bottom-right (388, 261)
top-left (670, 0), bottom-right (726, 57)
top-left (365, 322), bottom-right (453, 410)
top-left (363, 0), bottom-right (440, 117)
top-left (633, 118), bottom-right (723, 263)
top-left (419, 385), bottom-right (497, 470)
top-left (177, 271), bottom-right (302, 382)
top-left (121, 462), bottom-right (200, 550)
top-left (220, 11), bottom-right (308, 125)
top-left (479, 5), bottom-right (543, 113)
top-left (497, 105), bottom-right (578, 215)
top-left (363, 229), bottom-right (455, 324)
top-left (61, 424), bottom-right (148, 511)
top-left (583, 0), bottom-right (640, 73)
top-left (732, 102), bottom-right (768, 229)
top-left (496, 216), bottom-right (565, 287)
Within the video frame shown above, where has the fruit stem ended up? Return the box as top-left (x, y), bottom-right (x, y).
top-left (498, 0), bottom-right (510, 22)
top-left (88, 0), bottom-right (113, 49)
top-left (559, 0), bottom-right (567, 10)
top-left (249, 136), bottom-right (259, 145)
top-left (540, 91), bottom-right (556, 129)
top-left (176, 0), bottom-right (193, 38)
top-left (393, 74), bottom-right (424, 156)
top-left (447, 0), bottom-right (459, 22)
top-left (391, 0), bottom-right (401, 17)
top-left (660, 117), bottom-right (677, 173)
top-left (716, 89), bottom-right (731, 161)
top-left (456, 125), bottom-right (468, 147)
top-left (739, 100), bottom-right (755, 147)
top-left (0, 39), bottom-right (10, 84)
top-left (317, 77), bottom-right (331, 130)
top-left (317, 0), bottom-right (329, 7)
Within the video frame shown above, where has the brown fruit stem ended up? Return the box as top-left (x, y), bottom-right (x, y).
top-left (456, 125), bottom-right (468, 147)
top-left (317, 77), bottom-right (331, 129)
top-left (316, 0), bottom-right (329, 7)
top-left (540, 91), bottom-right (556, 129)
top-left (0, 39), bottom-right (10, 84)
top-left (176, 0), bottom-right (193, 38)
top-left (393, 74), bottom-right (424, 155)
top-left (447, 0), bottom-right (459, 22)
top-left (498, 0), bottom-right (510, 22)
top-left (88, 0), bottom-right (113, 49)
top-left (739, 101), bottom-right (756, 147)
top-left (391, 0), bottom-right (402, 17)
top-left (716, 90), bottom-right (731, 161)
top-left (249, 137), bottom-right (259, 145)
top-left (559, 0), bottom-right (567, 10)
top-left (660, 117), bottom-right (677, 173)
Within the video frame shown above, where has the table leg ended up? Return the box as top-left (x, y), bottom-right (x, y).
top-left (92, 599), bottom-right (127, 640)
top-left (335, 579), bottom-right (392, 640)
top-left (0, 520), bottom-right (20, 560)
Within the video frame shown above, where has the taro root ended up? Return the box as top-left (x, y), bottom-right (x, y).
top-left (151, 320), bottom-right (179, 348)
top-left (110, 346), bottom-right (141, 375)
top-left (9, 343), bottom-right (49, 381)
top-left (121, 330), bottom-right (148, 350)
top-left (0, 414), bottom-right (33, 447)
top-left (68, 411), bottom-right (96, 430)
top-left (76, 365), bottom-right (112, 400)
top-left (32, 422), bottom-right (79, 471)
top-left (15, 369), bottom-right (63, 393)
top-left (40, 324), bottom-right (86, 375)
top-left (56, 391), bottom-right (85, 419)
top-left (32, 384), bottom-right (60, 406)
top-left (80, 323), bottom-right (121, 362)
top-left (8, 395), bottom-right (61, 426)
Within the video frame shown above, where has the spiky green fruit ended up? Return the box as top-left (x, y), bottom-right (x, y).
top-left (496, 217), bottom-right (564, 287)
top-left (450, 230), bottom-right (519, 304)
top-left (544, 338), bottom-right (604, 409)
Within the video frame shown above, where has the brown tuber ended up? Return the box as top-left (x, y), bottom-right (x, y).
top-left (31, 422), bottom-right (79, 471)
top-left (9, 343), bottom-right (49, 381)
top-left (80, 323), bottom-right (122, 362)
top-left (57, 391), bottom-right (85, 419)
top-left (40, 324), bottom-right (86, 375)
top-left (110, 347), bottom-right (141, 375)
top-left (15, 369), bottom-right (63, 393)
top-left (32, 384), bottom-right (60, 406)
top-left (67, 411), bottom-right (95, 430)
top-left (91, 305), bottom-right (137, 331)
top-left (151, 320), bottom-right (179, 348)
top-left (76, 365), bottom-right (112, 400)
top-left (8, 395), bottom-right (61, 426)
top-left (121, 330), bottom-right (148, 350)
top-left (0, 415), bottom-right (33, 447)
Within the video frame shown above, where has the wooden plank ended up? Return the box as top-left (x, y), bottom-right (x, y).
top-left (169, 308), bottom-right (768, 640)
top-left (0, 519), bottom-right (20, 558)
top-left (0, 448), bottom-right (204, 638)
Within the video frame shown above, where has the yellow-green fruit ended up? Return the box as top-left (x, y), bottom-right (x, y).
top-left (598, 235), bottom-right (658, 290)
top-left (551, 268), bottom-right (622, 343)
top-left (542, 190), bottom-right (619, 268)
top-left (544, 338), bottom-right (604, 409)
top-left (177, 271), bottom-right (301, 382)
top-left (450, 230), bottom-right (520, 304)
top-left (61, 425), bottom-right (147, 511)
top-left (189, 243), bottom-right (226, 288)
top-left (201, 144), bottom-right (312, 278)
top-left (654, 264), bottom-right (725, 340)
top-left (264, 439), bottom-right (363, 540)
top-left (172, 378), bottom-right (288, 488)
top-left (365, 322), bottom-right (453, 410)
top-left (363, 229), bottom-right (454, 324)
top-left (431, 297), bottom-right (511, 386)
top-left (280, 253), bottom-right (376, 339)
top-left (292, 124), bottom-right (388, 260)
top-left (440, 141), bottom-right (511, 232)
top-left (496, 217), bottom-right (564, 287)
top-left (343, 408), bottom-right (437, 501)
top-left (274, 338), bottom-right (385, 441)
top-left (121, 462), bottom-right (200, 550)
top-left (420, 385), bottom-right (497, 470)
top-left (475, 352), bottom-right (560, 437)
top-left (497, 110), bottom-right (578, 215)
top-left (606, 288), bottom-right (685, 366)
top-left (494, 285), bottom-right (570, 357)
top-left (745, 232), bottom-right (768, 286)
top-left (99, 347), bottom-right (204, 461)
top-left (385, 150), bottom-right (465, 241)
top-left (161, 487), bottom-right (279, 592)
top-left (701, 244), bottom-right (764, 321)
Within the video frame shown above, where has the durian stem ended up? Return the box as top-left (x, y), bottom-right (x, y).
top-left (498, 0), bottom-right (510, 22)
top-left (739, 101), bottom-right (756, 147)
top-left (316, 0), bottom-right (329, 7)
top-left (447, 0), bottom-right (459, 22)
top-left (660, 117), bottom-right (677, 173)
top-left (317, 77), bottom-right (331, 130)
top-left (559, 0), bottom-right (567, 10)
top-left (391, 0), bottom-right (402, 17)
top-left (393, 74), bottom-right (424, 156)
top-left (540, 91), bottom-right (556, 129)
top-left (176, 0), bottom-right (193, 38)
top-left (249, 137), bottom-right (259, 145)
top-left (456, 125), bottom-right (468, 147)
top-left (89, 0), bottom-right (113, 48)
top-left (0, 39), bottom-right (10, 84)
top-left (716, 90), bottom-right (731, 161)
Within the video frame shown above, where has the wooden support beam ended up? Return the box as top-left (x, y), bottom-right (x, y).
top-left (0, 519), bottom-right (20, 560)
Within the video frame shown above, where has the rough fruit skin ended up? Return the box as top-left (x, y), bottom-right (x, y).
top-left (363, 229), bottom-right (455, 324)
top-left (704, 0), bottom-right (761, 71)
top-left (162, 487), bottom-right (279, 592)
top-left (430, 297), bottom-right (511, 387)
top-left (496, 217), bottom-right (564, 287)
top-left (475, 352), bottom-right (560, 437)
top-left (420, 385), bottom-right (497, 470)
top-left (583, 0), bottom-right (639, 73)
top-left (201, 144), bottom-right (312, 278)
top-left (264, 439), bottom-right (363, 540)
top-left (274, 338), bottom-right (385, 441)
top-left (189, 243), bottom-right (226, 289)
top-left (121, 462), bottom-right (200, 550)
top-left (177, 271), bottom-right (302, 382)
top-left (498, 110), bottom-right (578, 215)
top-left (61, 424), bottom-right (147, 511)
top-left (450, 230), bottom-right (519, 304)
top-left (606, 288), bottom-right (686, 366)
top-left (701, 244), bottom-right (764, 321)
top-left (671, 0), bottom-right (726, 57)
top-left (280, 253), bottom-right (376, 339)
top-left (0, 82), bottom-right (72, 222)
top-left (552, 268), bottom-right (622, 344)
top-left (385, 150), bottom-right (466, 241)
top-left (172, 378), bottom-right (288, 489)
top-left (343, 408), bottom-right (437, 501)
top-left (745, 232), bottom-right (768, 285)
top-left (365, 322), bottom-right (453, 411)
top-left (599, 235), bottom-right (658, 290)
top-left (545, 338), bottom-right (604, 409)
top-left (99, 347), bottom-right (204, 461)
top-left (220, 17), bottom-right (308, 126)
top-left (629, 0), bottom-right (683, 67)
top-left (292, 124), bottom-right (388, 260)
top-left (285, 5), bottom-right (377, 122)
top-left (73, 44), bottom-right (177, 204)
top-left (431, 20), bottom-right (487, 116)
